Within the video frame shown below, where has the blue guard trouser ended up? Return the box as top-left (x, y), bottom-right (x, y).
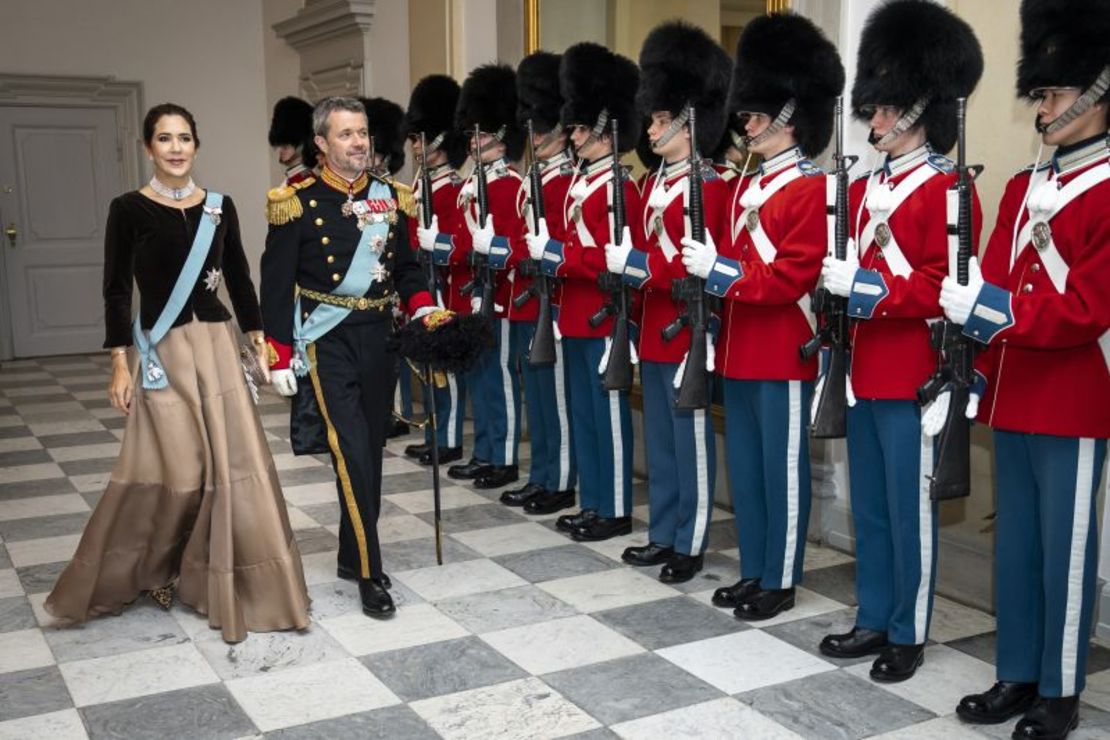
top-left (994, 431), bottom-right (1106, 698)
top-left (466, 318), bottom-right (521, 466)
top-left (848, 399), bottom-right (938, 646)
top-left (513, 322), bottom-right (577, 492)
top-left (562, 337), bottom-right (632, 517)
top-left (641, 361), bottom-right (716, 555)
top-left (423, 372), bottom-right (467, 450)
top-left (724, 378), bottom-right (814, 590)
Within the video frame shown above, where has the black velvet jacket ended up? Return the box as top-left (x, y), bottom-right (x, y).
top-left (102, 191), bottom-right (263, 348)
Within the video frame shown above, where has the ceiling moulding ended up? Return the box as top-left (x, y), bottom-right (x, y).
top-left (274, 0), bottom-right (377, 50)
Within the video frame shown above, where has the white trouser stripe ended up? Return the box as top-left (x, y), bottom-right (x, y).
top-left (1062, 438), bottom-right (1096, 695)
top-left (499, 320), bottom-right (514, 463)
top-left (609, 389), bottom-right (625, 517)
top-left (782, 381), bottom-right (801, 587)
top-left (446, 374), bottom-right (459, 447)
top-left (914, 427), bottom-right (935, 643)
top-left (553, 341), bottom-right (571, 491)
top-left (691, 409), bottom-right (710, 553)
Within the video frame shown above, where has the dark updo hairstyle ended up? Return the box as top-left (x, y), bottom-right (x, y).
top-left (142, 103), bottom-right (200, 148)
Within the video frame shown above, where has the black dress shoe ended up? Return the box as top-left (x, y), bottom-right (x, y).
top-left (359, 579), bottom-right (395, 617)
top-left (447, 457), bottom-right (492, 480)
top-left (712, 578), bottom-right (761, 608)
top-left (474, 465), bottom-right (519, 489)
top-left (1012, 696), bottom-right (1079, 740)
top-left (500, 482), bottom-right (545, 506)
top-left (734, 587), bottom-right (795, 621)
top-left (404, 442), bottom-right (430, 459)
top-left (870, 643), bottom-right (925, 683)
top-left (819, 627), bottom-right (889, 659)
top-left (956, 682), bottom-right (1038, 724)
top-left (556, 508), bottom-right (597, 532)
top-left (660, 553), bottom-right (704, 583)
top-left (524, 488), bottom-right (576, 515)
top-left (337, 565), bottom-right (391, 590)
top-left (420, 446), bottom-right (463, 466)
top-left (386, 420), bottom-right (410, 439)
top-left (571, 516), bottom-right (632, 542)
top-left (622, 542), bottom-right (675, 566)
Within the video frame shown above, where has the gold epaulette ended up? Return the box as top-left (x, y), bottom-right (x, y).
top-left (393, 180), bottom-right (417, 218)
top-left (266, 176), bottom-right (315, 225)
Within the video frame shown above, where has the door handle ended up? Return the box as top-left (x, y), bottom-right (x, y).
top-left (4, 222), bottom-right (15, 247)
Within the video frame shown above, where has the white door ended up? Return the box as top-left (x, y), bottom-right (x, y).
top-left (0, 105), bottom-right (123, 357)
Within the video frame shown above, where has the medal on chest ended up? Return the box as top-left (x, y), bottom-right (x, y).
top-left (874, 222), bottom-right (892, 248)
top-left (344, 197), bottom-right (397, 230)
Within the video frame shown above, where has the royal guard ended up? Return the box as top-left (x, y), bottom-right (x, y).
top-left (268, 96), bottom-right (318, 186)
top-left (680, 13), bottom-right (842, 615)
top-left (528, 42), bottom-right (641, 540)
top-left (498, 51), bottom-right (579, 513)
top-left (941, 1), bottom-right (1110, 735)
top-left (606, 21), bottom-right (730, 581)
top-left (710, 119), bottom-right (747, 187)
top-left (408, 75), bottom-right (470, 467)
top-left (634, 118), bottom-right (661, 191)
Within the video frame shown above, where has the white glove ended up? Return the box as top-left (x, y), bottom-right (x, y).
top-left (470, 296), bottom-right (483, 314)
top-left (706, 341), bottom-right (716, 373)
top-left (922, 389), bottom-right (981, 436)
top-left (680, 232), bottom-right (718, 279)
top-left (821, 244), bottom-right (860, 298)
top-left (526, 217), bottom-right (550, 261)
top-left (271, 368), bottom-right (297, 397)
top-left (412, 305), bottom-right (436, 321)
top-left (605, 226), bottom-right (633, 274)
top-left (391, 305), bottom-right (405, 320)
top-left (471, 215), bottom-right (496, 256)
top-left (417, 215), bottom-right (439, 253)
top-left (939, 256), bottom-right (984, 326)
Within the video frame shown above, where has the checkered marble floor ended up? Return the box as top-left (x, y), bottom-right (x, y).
top-left (3, 354), bottom-right (1110, 739)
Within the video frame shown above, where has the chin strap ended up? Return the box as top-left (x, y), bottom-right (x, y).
top-left (1035, 66), bottom-right (1110, 135)
top-left (744, 99), bottom-right (797, 150)
top-left (652, 106), bottom-right (690, 150)
top-left (869, 98), bottom-right (929, 148)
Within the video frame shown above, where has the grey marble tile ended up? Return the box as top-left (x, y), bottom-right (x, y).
top-left (434, 584), bottom-right (578, 633)
top-left (660, 551), bottom-right (743, 595)
top-left (381, 471), bottom-right (442, 495)
top-left (762, 608), bottom-right (874, 667)
top-left (0, 448), bottom-right (53, 467)
top-left (362, 635), bottom-right (527, 701)
top-left (266, 704), bottom-right (439, 739)
top-left (0, 425), bottom-right (33, 439)
top-left (738, 669), bottom-right (936, 739)
top-left (0, 595), bottom-right (37, 632)
top-left (415, 502), bottom-right (527, 532)
top-left (563, 729), bottom-right (622, 740)
top-left (592, 595), bottom-right (745, 651)
top-left (59, 458), bottom-right (117, 476)
top-left (946, 631), bottom-right (997, 665)
top-left (493, 544), bottom-right (619, 583)
top-left (299, 502), bottom-right (342, 526)
top-left (799, 562), bottom-right (858, 607)
top-left (277, 465), bottom-right (338, 487)
top-left (0, 511), bottom-right (91, 543)
top-left (380, 536), bottom-right (482, 573)
top-left (293, 526), bottom-right (339, 556)
top-left (307, 576), bottom-right (423, 621)
top-left (100, 416), bottom-right (128, 430)
top-left (11, 393), bottom-right (77, 407)
top-left (544, 652), bottom-right (723, 725)
top-left (0, 543), bottom-right (10, 569)
top-left (44, 600), bottom-right (188, 663)
top-left (79, 683), bottom-right (256, 739)
top-left (38, 430), bottom-right (120, 448)
top-left (81, 491), bottom-right (105, 508)
top-left (0, 477), bottom-right (77, 500)
top-left (704, 518), bottom-right (739, 552)
top-left (17, 561), bottom-right (67, 594)
top-left (0, 666), bottom-right (72, 721)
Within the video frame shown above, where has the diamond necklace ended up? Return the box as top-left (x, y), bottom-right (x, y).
top-left (149, 176), bottom-right (196, 201)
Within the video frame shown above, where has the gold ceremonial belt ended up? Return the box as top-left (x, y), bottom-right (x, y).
top-left (298, 287), bottom-right (393, 311)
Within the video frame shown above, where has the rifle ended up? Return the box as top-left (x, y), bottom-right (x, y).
top-left (661, 104), bottom-right (711, 409)
top-left (589, 117), bottom-right (634, 391)
top-left (459, 125), bottom-right (495, 320)
top-left (417, 133), bottom-right (440, 302)
top-left (514, 119), bottom-right (557, 366)
top-left (801, 95), bottom-right (856, 438)
top-left (917, 97), bottom-right (982, 501)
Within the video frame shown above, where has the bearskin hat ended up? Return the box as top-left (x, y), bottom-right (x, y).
top-left (1018, 0), bottom-right (1110, 101)
top-left (456, 64), bottom-right (525, 161)
top-left (559, 42), bottom-right (641, 151)
top-left (853, 0), bottom-right (983, 153)
top-left (268, 96), bottom-right (318, 165)
top-left (359, 97), bottom-right (406, 175)
top-left (729, 13), bottom-right (844, 157)
top-left (404, 75), bottom-right (469, 170)
top-left (636, 21), bottom-right (732, 154)
top-left (517, 51), bottom-right (564, 134)
top-left (396, 311), bottom-right (494, 375)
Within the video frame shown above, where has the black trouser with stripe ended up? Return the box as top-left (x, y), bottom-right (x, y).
top-left (308, 320), bottom-right (396, 581)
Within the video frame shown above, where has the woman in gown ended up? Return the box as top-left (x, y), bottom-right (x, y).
top-left (44, 103), bottom-right (311, 643)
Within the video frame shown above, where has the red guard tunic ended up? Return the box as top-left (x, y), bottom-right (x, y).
top-left (409, 164), bottom-right (464, 311)
top-left (517, 152), bottom-right (575, 309)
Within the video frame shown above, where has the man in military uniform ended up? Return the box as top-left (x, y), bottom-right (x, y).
top-left (261, 97), bottom-right (435, 618)
top-left (817, 0), bottom-right (984, 683)
top-left (269, 96), bottom-right (317, 187)
top-left (943, 1), bottom-right (1110, 735)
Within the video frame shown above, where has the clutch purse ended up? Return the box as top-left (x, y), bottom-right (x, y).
top-left (238, 342), bottom-right (268, 404)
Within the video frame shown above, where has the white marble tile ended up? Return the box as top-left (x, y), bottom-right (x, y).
top-left (319, 602), bottom-right (468, 656)
top-left (869, 715), bottom-right (991, 739)
top-left (259, 412), bottom-right (287, 429)
top-left (537, 567), bottom-right (678, 613)
top-left (110, 429), bottom-right (124, 440)
top-left (0, 436), bottom-right (43, 453)
top-left (192, 625), bottom-right (347, 681)
top-left (657, 630), bottom-right (835, 695)
top-left (378, 514), bottom-right (437, 544)
top-left (27, 419), bottom-right (106, 436)
top-left (90, 408), bottom-right (122, 420)
top-left (846, 644), bottom-right (996, 716)
top-left (397, 559), bottom-right (526, 601)
top-left (410, 676), bottom-right (600, 739)
top-left (68, 473), bottom-right (110, 493)
top-left (0, 463), bottom-right (66, 485)
top-left (449, 522), bottom-right (568, 557)
top-left (226, 657), bottom-right (399, 732)
top-left (284, 506), bottom-right (319, 530)
top-left (47, 443), bottom-right (120, 463)
top-left (928, 595), bottom-right (997, 643)
top-left (386, 486), bottom-right (489, 514)
top-left (481, 615), bottom-right (644, 674)
top-left (0, 628), bottom-right (55, 674)
top-left (0, 569), bottom-right (23, 599)
top-left (803, 543), bottom-right (856, 571)
top-left (299, 551), bottom-right (340, 586)
top-left (59, 643), bottom-right (219, 706)
top-left (1084, 669), bottom-right (1110, 712)
top-left (6, 534), bottom-right (82, 568)
top-left (0, 416), bottom-right (25, 429)
top-left (26, 592), bottom-right (53, 626)
top-left (271, 452), bottom-right (325, 471)
top-left (686, 585), bottom-right (842, 627)
top-left (578, 531), bottom-right (644, 562)
top-left (281, 482), bottom-right (338, 507)
top-left (0, 709), bottom-right (89, 740)
top-left (611, 697), bottom-right (803, 740)
top-left (0, 494), bottom-right (89, 522)
top-left (381, 456), bottom-right (423, 475)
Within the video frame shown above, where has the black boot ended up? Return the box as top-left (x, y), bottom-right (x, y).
top-left (338, 564), bottom-right (390, 590)
top-left (386, 419), bottom-right (410, 439)
top-left (870, 643), bottom-right (925, 683)
top-left (621, 543), bottom-right (674, 566)
top-left (570, 516), bottom-right (632, 542)
top-left (556, 508), bottom-right (597, 533)
top-left (474, 465), bottom-right (519, 490)
top-left (359, 579), bottom-right (395, 618)
top-left (524, 488), bottom-right (576, 515)
top-left (819, 627), bottom-right (889, 659)
top-left (659, 553), bottom-right (704, 584)
top-left (956, 682), bottom-right (1038, 724)
top-left (500, 482), bottom-right (545, 506)
top-left (404, 442), bottom-right (430, 459)
top-left (1012, 696), bottom-right (1079, 740)
top-left (447, 457), bottom-right (492, 480)
top-left (711, 578), bottom-right (761, 608)
top-left (420, 446), bottom-right (463, 466)
top-left (733, 587), bottom-right (795, 621)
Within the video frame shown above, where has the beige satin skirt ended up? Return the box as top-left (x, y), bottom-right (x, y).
top-left (44, 320), bottom-right (310, 643)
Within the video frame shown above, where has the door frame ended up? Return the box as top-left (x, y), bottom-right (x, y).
top-left (0, 73), bottom-right (144, 360)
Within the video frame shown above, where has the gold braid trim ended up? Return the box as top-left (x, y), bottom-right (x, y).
top-left (394, 181), bottom-right (417, 218)
top-left (266, 176), bottom-right (315, 225)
